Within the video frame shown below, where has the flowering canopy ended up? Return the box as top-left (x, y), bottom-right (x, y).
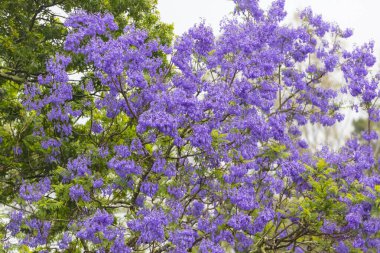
top-left (4, 0), bottom-right (380, 252)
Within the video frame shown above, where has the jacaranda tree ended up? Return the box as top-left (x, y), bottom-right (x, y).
top-left (2, 0), bottom-right (380, 252)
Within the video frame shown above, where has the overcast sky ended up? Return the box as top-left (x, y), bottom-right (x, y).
top-left (157, 0), bottom-right (380, 54)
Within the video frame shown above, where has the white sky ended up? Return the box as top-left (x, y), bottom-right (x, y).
top-left (157, 0), bottom-right (380, 53)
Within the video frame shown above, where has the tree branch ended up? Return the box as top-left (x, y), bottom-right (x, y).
top-left (0, 71), bottom-right (25, 83)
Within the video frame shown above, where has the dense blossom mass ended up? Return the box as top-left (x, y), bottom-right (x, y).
top-left (3, 0), bottom-right (380, 252)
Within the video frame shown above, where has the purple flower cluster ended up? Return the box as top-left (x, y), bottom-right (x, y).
top-left (22, 219), bottom-right (51, 247)
top-left (67, 155), bottom-right (92, 178)
top-left (107, 158), bottom-right (142, 178)
top-left (58, 233), bottom-right (72, 250)
top-left (19, 178), bottom-right (50, 202)
top-left (76, 209), bottom-right (114, 243)
top-left (128, 209), bottom-right (168, 244)
top-left (140, 182), bottom-right (159, 198)
top-left (93, 178), bottom-right (104, 188)
top-left (169, 229), bottom-right (198, 252)
top-left (69, 184), bottom-right (90, 202)
top-left (6, 211), bottom-right (23, 236)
